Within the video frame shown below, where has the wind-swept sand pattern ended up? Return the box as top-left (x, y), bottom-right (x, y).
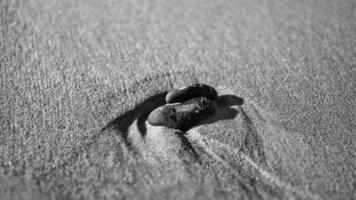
top-left (187, 101), bottom-right (321, 199)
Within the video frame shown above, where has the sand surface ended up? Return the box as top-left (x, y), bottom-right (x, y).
top-left (1, 0), bottom-right (355, 199)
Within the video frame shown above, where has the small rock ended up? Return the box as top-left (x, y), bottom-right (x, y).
top-left (147, 97), bottom-right (216, 131)
top-left (165, 83), bottom-right (218, 103)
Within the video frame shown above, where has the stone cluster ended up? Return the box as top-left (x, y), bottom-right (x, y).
top-left (147, 83), bottom-right (218, 131)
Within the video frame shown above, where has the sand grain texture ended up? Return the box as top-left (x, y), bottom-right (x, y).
top-left (1, 0), bottom-right (355, 199)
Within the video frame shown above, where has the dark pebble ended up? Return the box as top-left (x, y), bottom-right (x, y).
top-left (147, 96), bottom-right (216, 131)
top-left (165, 83), bottom-right (218, 103)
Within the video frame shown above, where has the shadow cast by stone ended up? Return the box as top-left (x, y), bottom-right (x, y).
top-left (216, 95), bottom-right (244, 107)
top-left (103, 91), bottom-right (168, 145)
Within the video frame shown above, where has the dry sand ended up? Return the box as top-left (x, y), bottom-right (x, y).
top-left (1, 0), bottom-right (355, 199)
top-left (102, 85), bottom-right (325, 199)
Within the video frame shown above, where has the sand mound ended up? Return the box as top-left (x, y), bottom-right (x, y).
top-left (95, 85), bottom-right (319, 199)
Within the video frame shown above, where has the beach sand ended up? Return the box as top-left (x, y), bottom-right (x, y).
top-left (1, 0), bottom-right (355, 199)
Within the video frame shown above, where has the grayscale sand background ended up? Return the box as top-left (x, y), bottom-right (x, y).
top-left (0, 0), bottom-right (355, 199)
